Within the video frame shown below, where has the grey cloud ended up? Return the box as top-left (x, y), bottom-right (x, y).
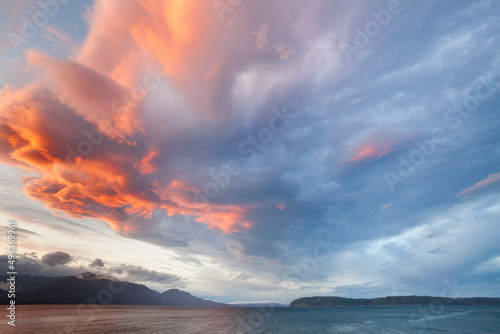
top-left (89, 258), bottom-right (105, 268)
top-left (232, 273), bottom-right (252, 281)
top-left (0, 226), bottom-right (40, 237)
top-left (0, 253), bottom-right (80, 276)
top-left (107, 264), bottom-right (184, 286)
top-left (41, 251), bottom-right (73, 267)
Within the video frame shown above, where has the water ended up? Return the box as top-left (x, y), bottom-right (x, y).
top-left (3, 305), bottom-right (499, 333)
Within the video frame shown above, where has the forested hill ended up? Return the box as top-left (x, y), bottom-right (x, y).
top-left (289, 296), bottom-right (500, 307)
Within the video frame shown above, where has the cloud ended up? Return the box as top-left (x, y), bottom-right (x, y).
top-left (0, 253), bottom-right (80, 276)
top-left (41, 251), bottom-right (73, 266)
top-left (41, 26), bottom-right (76, 48)
top-left (380, 203), bottom-right (393, 211)
top-left (89, 258), bottom-right (105, 268)
top-left (0, 225), bottom-right (40, 236)
top-left (323, 195), bottom-right (500, 297)
top-left (349, 144), bottom-right (391, 162)
top-left (231, 273), bottom-right (252, 281)
top-left (345, 131), bottom-right (410, 164)
top-left (254, 25), bottom-right (269, 50)
top-left (456, 172), bottom-right (500, 197)
top-left (332, 282), bottom-right (388, 298)
top-left (0, 80), bottom-right (252, 233)
top-left (26, 50), bottom-right (144, 145)
top-left (107, 264), bottom-right (184, 285)
top-left (0, 0), bottom-right (372, 237)
top-left (0, 0), bottom-right (499, 302)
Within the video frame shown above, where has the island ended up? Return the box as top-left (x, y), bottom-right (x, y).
top-left (289, 296), bottom-right (500, 307)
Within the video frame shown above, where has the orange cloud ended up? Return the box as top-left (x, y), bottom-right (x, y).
top-left (153, 180), bottom-right (252, 233)
top-left (135, 150), bottom-right (159, 175)
top-left (0, 84), bottom-right (250, 234)
top-left (349, 144), bottom-right (390, 162)
top-left (456, 172), bottom-right (500, 197)
top-left (27, 50), bottom-right (142, 145)
top-left (74, 0), bottom-right (259, 119)
top-left (0, 83), bottom-right (62, 170)
top-left (0, 0), bottom-right (263, 235)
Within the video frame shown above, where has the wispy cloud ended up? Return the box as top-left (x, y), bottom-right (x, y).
top-left (456, 172), bottom-right (500, 197)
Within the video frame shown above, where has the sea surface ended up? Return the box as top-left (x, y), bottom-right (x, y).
top-left (3, 305), bottom-right (500, 333)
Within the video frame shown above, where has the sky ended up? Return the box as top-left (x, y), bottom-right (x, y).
top-left (0, 0), bottom-right (499, 304)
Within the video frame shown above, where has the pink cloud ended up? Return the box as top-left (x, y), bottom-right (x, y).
top-left (1, 0), bottom-right (356, 235)
top-left (27, 50), bottom-right (142, 145)
top-left (350, 144), bottom-right (391, 162)
top-left (456, 172), bottom-right (500, 197)
top-left (0, 82), bottom-right (251, 234)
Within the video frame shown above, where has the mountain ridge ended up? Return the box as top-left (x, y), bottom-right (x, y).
top-left (0, 273), bottom-right (230, 306)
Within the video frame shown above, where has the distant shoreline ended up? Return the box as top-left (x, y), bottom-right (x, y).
top-left (3, 302), bottom-right (499, 308)
top-left (0, 303), bottom-right (290, 307)
top-left (289, 296), bottom-right (500, 307)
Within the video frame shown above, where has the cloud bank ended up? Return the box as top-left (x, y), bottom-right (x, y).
top-left (0, 0), bottom-right (499, 301)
